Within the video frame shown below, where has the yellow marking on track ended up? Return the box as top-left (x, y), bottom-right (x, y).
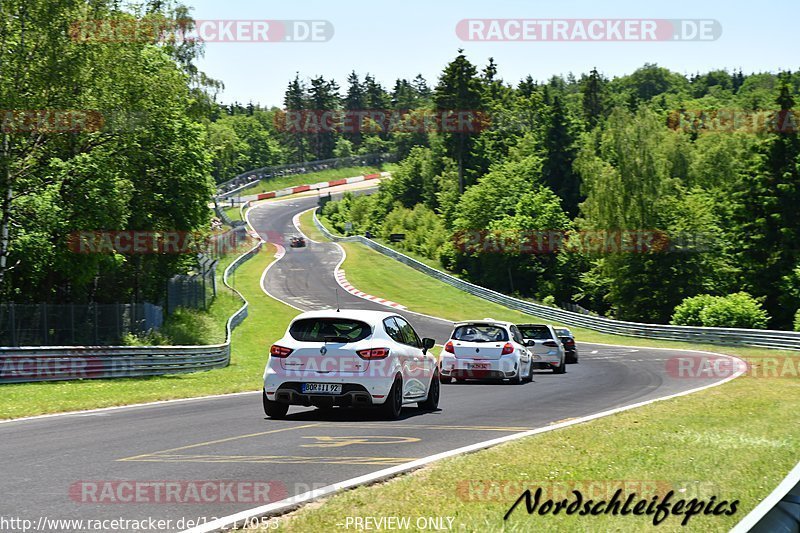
top-left (117, 424), bottom-right (320, 462)
top-left (300, 436), bottom-right (421, 448)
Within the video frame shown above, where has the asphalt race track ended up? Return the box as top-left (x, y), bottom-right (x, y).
top-left (0, 191), bottom-right (735, 532)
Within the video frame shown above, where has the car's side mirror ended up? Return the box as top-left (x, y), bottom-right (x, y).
top-left (421, 337), bottom-right (436, 353)
top-left (524, 339), bottom-right (536, 347)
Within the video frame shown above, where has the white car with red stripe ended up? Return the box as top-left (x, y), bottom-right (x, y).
top-left (438, 319), bottom-right (532, 384)
top-left (262, 309), bottom-right (439, 419)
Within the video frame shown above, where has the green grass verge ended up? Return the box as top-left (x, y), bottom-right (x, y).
top-left (297, 209), bottom-right (329, 243)
top-left (0, 245), bottom-right (300, 420)
top-left (260, 241), bottom-right (800, 532)
top-left (242, 166), bottom-right (382, 196)
top-left (317, 212), bottom-right (448, 272)
top-left (222, 205), bottom-right (243, 222)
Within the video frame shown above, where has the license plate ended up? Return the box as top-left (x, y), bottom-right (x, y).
top-left (301, 383), bottom-right (342, 394)
top-left (467, 363), bottom-right (490, 369)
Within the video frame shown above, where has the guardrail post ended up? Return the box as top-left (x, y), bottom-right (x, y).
top-left (9, 302), bottom-right (16, 347)
top-left (42, 302), bottom-right (48, 345)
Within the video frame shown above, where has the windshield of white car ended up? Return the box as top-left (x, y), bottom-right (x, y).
top-left (519, 326), bottom-right (553, 340)
top-left (290, 318), bottom-right (372, 342)
top-left (452, 325), bottom-right (509, 342)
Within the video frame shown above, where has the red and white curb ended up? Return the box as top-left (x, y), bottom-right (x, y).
top-left (334, 269), bottom-right (406, 310)
top-left (252, 171), bottom-right (390, 202)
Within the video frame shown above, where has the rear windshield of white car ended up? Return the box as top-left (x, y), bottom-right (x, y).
top-left (519, 325), bottom-right (553, 340)
top-left (289, 318), bottom-right (372, 343)
top-left (452, 324), bottom-right (509, 342)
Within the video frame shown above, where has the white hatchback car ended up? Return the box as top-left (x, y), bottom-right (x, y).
top-left (263, 309), bottom-right (439, 419)
top-left (438, 319), bottom-right (532, 384)
top-left (517, 323), bottom-right (567, 374)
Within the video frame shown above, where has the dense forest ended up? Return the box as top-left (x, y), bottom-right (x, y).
top-left (3, 0), bottom-right (800, 332)
top-left (308, 56), bottom-right (800, 330)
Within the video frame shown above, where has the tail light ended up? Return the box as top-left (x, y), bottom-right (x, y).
top-left (564, 339), bottom-right (575, 346)
top-left (444, 341), bottom-right (455, 353)
top-left (501, 342), bottom-right (514, 355)
top-left (357, 347), bottom-right (390, 359)
top-left (270, 345), bottom-right (293, 358)
top-left (543, 340), bottom-right (559, 347)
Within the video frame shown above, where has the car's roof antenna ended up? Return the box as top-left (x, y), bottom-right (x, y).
top-left (335, 288), bottom-right (340, 312)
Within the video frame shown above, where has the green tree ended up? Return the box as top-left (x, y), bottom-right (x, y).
top-left (433, 50), bottom-right (484, 193)
top-left (735, 79), bottom-right (800, 327)
top-left (541, 95), bottom-right (581, 216)
top-left (581, 67), bottom-right (607, 129)
top-left (283, 74), bottom-right (309, 162)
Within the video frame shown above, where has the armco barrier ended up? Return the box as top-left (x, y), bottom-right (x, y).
top-left (246, 171), bottom-right (390, 203)
top-left (313, 210), bottom-right (800, 351)
top-left (0, 240), bottom-right (263, 384)
top-left (217, 153), bottom-right (396, 199)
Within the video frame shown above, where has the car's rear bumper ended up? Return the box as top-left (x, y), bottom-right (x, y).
top-left (530, 351), bottom-right (562, 366)
top-left (439, 354), bottom-right (519, 380)
top-left (264, 369), bottom-right (394, 405)
top-left (269, 382), bottom-right (375, 407)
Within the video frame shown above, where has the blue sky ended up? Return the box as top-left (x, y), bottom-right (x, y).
top-left (184, 0), bottom-right (799, 107)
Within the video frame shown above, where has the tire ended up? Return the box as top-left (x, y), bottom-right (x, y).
top-left (553, 359), bottom-right (566, 374)
top-left (439, 374), bottom-right (453, 384)
top-left (524, 360), bottom-right (534, 382)
top-left (418, 372), bottom-right (440, 411)
top-left (510, 364), bottom-right (524, 384)
top-left (380, 377), bottom-right (403, 420)
top-left (263, 390), bottom-right (289, 419)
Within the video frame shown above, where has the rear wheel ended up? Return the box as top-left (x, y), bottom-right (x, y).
top-left (263, 390), bottom-right (289, 419)
top-left (418, 372), bottom-right (440, 410)
top-left (381, 377), bottom-right (403, 419)
top-left (510, 365), bottom-right (524, 384)
top-left (524, 361), bottom-right (534, 382)
top-left (553, 359), bottom-right (566, 374)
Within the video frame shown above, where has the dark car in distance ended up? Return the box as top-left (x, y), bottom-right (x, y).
top-left (289, 235), bottom-right (306, 248)
top-left (555, 327), bottom-right (578, 364)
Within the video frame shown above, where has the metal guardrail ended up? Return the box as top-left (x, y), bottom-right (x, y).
top-left (313, 210), bottom-right (800, 351)
top-left (0, 240), bottom-right (263, 384)
top-left (216, 153), bottom-right (396, 199)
